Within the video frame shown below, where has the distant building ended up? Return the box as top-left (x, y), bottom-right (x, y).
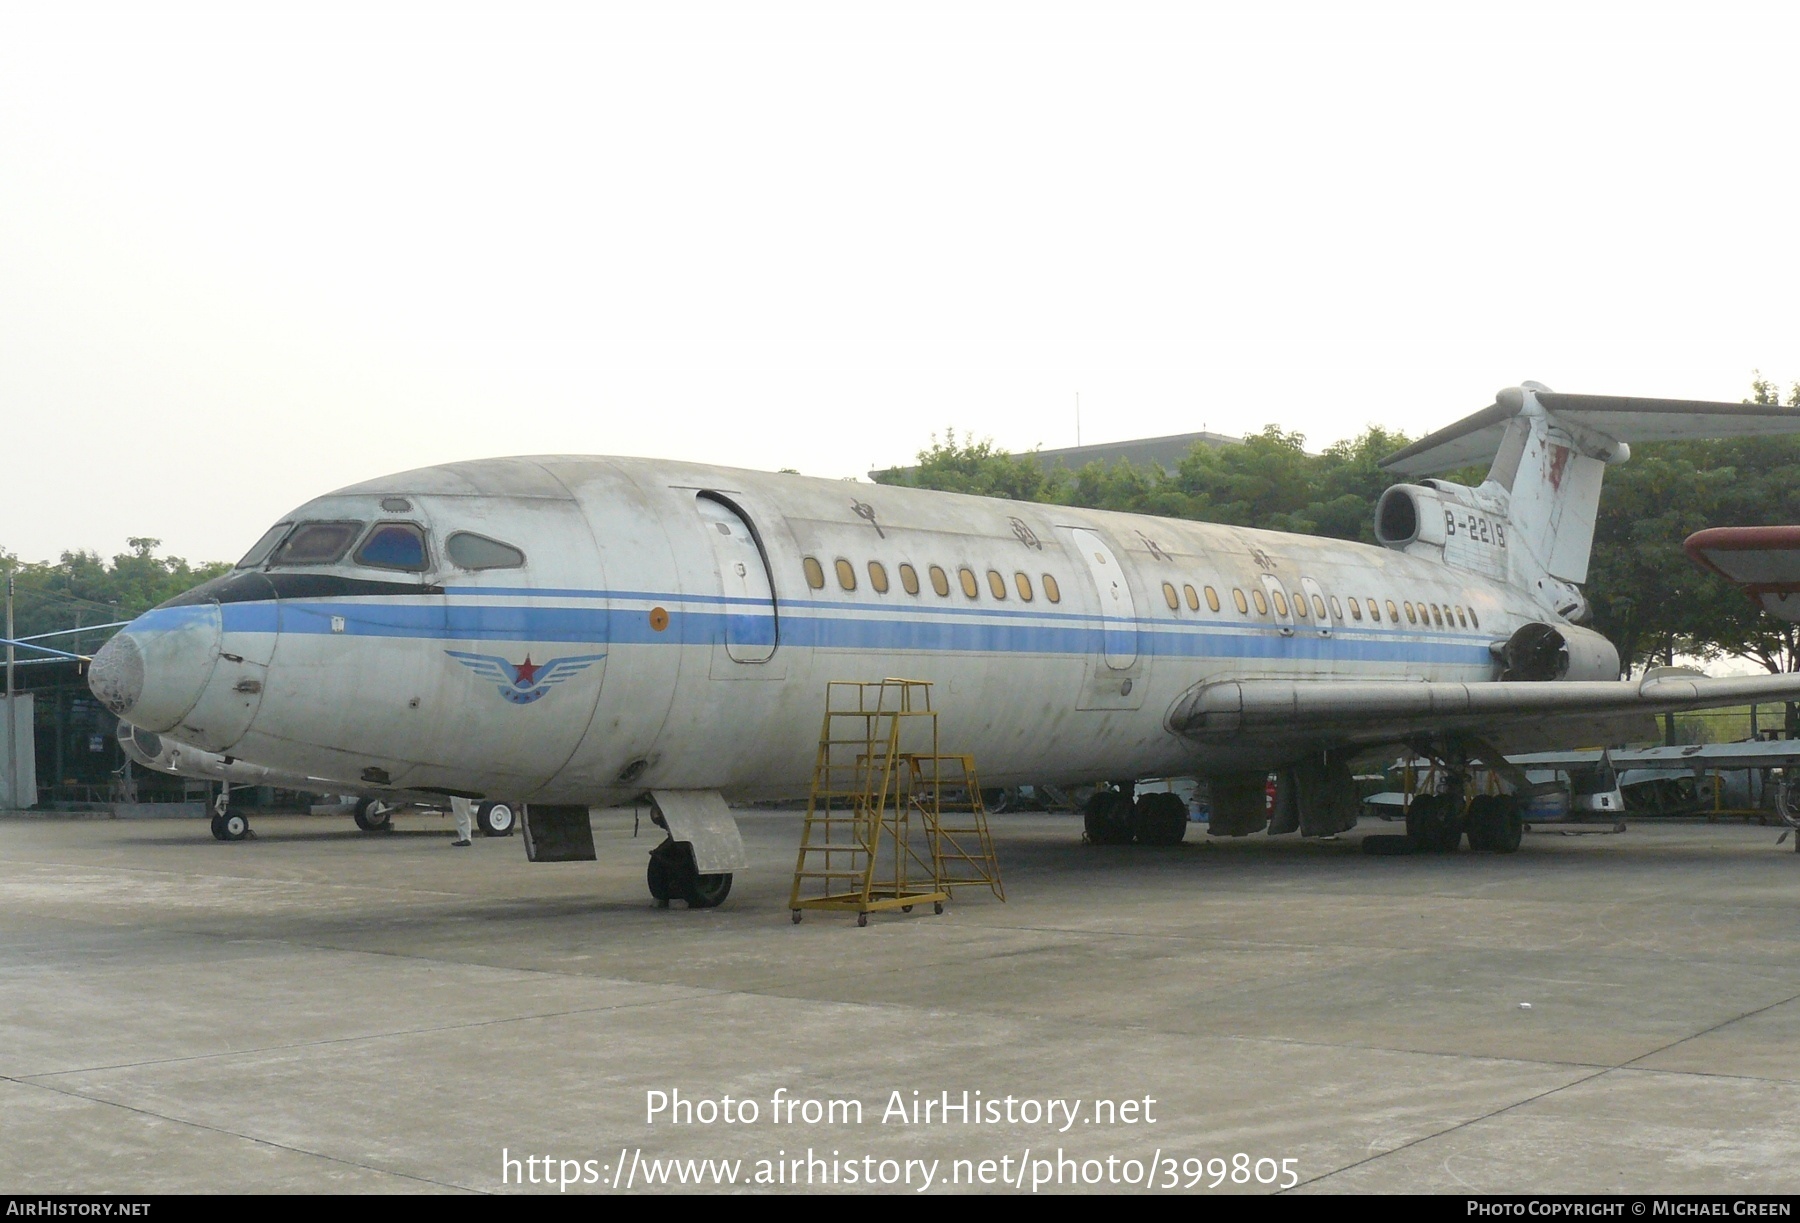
top-left (1023, 430), bottom-right (1242, 476)
top-left (874, 429), bottom-right (1241, 482)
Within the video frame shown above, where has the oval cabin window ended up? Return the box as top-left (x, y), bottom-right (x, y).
top-left (868, 561), bottom-right (889, 593)
top-left (1042, 574), bottom-right (1061, 603)
top-left (1015, 572), bottom-right (1033, 601)
top-left (835, 559), bottom-right (857, 591)
top-left (1163, 582), bottom-right (1179, 611)
top-left (929, 565), bottom-right (951, 597)
top-left (803, 557), bottom-right (825, 589)
top-left (899, 563), bottom-right (920, 595)
top-left (959, 568), bottom-right (979, 599)
top-left (987, 570), bottom-right (1007, 599)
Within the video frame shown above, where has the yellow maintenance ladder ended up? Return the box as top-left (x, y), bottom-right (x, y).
top-left (788, 679), bottom-right (1002, 925)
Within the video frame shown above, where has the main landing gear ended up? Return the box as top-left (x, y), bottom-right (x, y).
top-left (1082, 784), bottom-right (1188, 846)
top-left (475, 801), bottom-right (516, 837)
top-left (646, 837), bottom-right (733, 909)
top-left (1364, 748), bottom-right (1524, 856)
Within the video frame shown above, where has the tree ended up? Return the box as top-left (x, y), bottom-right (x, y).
top-left (0, 540), bottom-right (230, 647)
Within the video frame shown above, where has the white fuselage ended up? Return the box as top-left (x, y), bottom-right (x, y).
top-left (97, 456), bottom-right (1550, 806)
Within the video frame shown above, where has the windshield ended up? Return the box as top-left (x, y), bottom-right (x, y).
top-left (235, 523), bottom-right (292, 569)
top-left (268, 521), bottom-right (364, 566)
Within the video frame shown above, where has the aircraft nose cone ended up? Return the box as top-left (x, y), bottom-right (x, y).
top-left (87, 606), bottom-right (223, 733)
top-left (88, 632), bottom-right (145, 716)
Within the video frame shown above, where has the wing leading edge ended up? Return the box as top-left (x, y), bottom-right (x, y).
top-left (1169, 671), bottom-right (1800, 756)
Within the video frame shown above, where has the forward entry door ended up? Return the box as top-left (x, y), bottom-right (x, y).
top-left (695, 493), bottom-right (778, 668)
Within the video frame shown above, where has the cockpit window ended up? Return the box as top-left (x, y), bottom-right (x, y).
top-left (446, 531), bottom-right (525, 570)
top-left (236, 522), bottom-right (293, 569)
top-left (269, 521), bottom-right (363, 566)
top-left (354, 522), bottom-right (429, 572)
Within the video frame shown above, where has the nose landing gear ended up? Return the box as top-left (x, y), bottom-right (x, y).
top-left (209, 784), bottom-right (251, 841)
top-left (646, 838), bottom-right (733, 909)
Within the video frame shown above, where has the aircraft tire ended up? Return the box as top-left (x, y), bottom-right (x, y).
top-left (646, 852), bottom-right (673, 905)
top-left (1489, 797), bottom-right (1523, 854)
top-left (1083, 789), bottom-right (1133, 845)
top-left (353, 798), bottom-right (393, 833)
top-left (476, 801), bottom-right (516, 837)
top-left (1406, 795), bottom-right (1457, 853)
top-left (1465, 795), bottom-right (1501, 852)
top-left (1131, 793), bottom-right (1189, 846)
top-left (209, 814), bottom-right (228, 841)
top-left (648, 838), bottom-right (733, 909)
top-left (220, 812), bottom-right (250, 841)
top-left (1361, 833), bottom-right (1419, 856)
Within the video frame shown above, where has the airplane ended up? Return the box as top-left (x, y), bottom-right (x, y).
top-left (79, 382), bottom-right (1800, 907)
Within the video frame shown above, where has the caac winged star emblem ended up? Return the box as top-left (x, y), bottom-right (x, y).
top-left (444, 650), bottom-right (607, 705)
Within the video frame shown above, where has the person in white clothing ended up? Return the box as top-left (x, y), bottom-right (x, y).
top-left (449, 796), bottom-right (473, 847)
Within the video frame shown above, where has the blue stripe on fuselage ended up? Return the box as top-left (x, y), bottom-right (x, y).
top-left (147, 595), bottom-right (1496, 667)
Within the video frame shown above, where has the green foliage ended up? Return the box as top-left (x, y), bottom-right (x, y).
top-left (0, 539), bottom-right (229, 647)
top-left (874, 423), bottom-right (1413, 544)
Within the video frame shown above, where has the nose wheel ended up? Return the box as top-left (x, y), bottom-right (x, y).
top-left (646, 838), bottom-right (732, 909)
top-left (353, 798), bottom-right (394, 832)
top-left (209, 785), bottom-right (251, 841)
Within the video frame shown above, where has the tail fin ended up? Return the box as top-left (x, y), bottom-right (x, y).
top-left (1381, 383), bottom-right (1800, 588)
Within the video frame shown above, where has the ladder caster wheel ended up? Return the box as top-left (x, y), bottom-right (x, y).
top-left (901, 905), bottom-right (913, 913)
top-left (857, 913), bottom-right (868, 928)
top-left (934, 901), bottom-right (944, 915)
top-left (791, 910), bottom-right (802, 924)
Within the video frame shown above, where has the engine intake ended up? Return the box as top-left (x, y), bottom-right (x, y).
top-left (1498, 622), bottom-right (1618, 682)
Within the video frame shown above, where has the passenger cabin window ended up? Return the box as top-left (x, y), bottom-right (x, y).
top-left (1456, 607), bottom-right (1468, 628)
top-left (1469, 607), bottom-right (1479, 629)
top-left (1366, 598), bottom-right (1380, 622)
top-left (1252, 589), bottom-right (1269, 616)
top-left (930, 566), bottom-right (951, 597)
top-left (1432, 605), bottom-right (1444, 627)
top-left (270, 521), bottom-right (363, 566)
top-left (1015, 573), bottom-right (1033, 601)
top-left (1404, 602), bottom-right (1417, 624)
top-left (1385, 599), bottom-right (1399, 623)
top-left (900, 564), bottom-right (920, 595)
top-left (987, 570), bottom-right (1007, 599)
top-left (835, 559), bottom-right (857, 591)
top-left (1163, 581), bottom-right (1179, 611)
top-left (803, 557), bottom-right (826, 590)
top-left (355, 522), bottom-right (429, 572)
top-left (1348, 598), bottom-right (1363, 621)
top-left (1184, 584), bottom-right (1200, 612)
top-left (958, 567), bottom-right (979, 599)
top-left (1042, 574), bottom-right (1061, 603)
top-left (1233, 588), bottom-right (1248, 615)
top-left (868, 561), bottom-right (889, 593)
top-left (236, 522), bottom-right (292, 568)
top-left (1205, 586), bottom-right (1221, 612)
top-left (1329, 595), bottom-right (1342, 619)
top-left (1271, 590), bottom-right (1288, 616)
top-left (1313, 595), bottom-right (1327, 620)
top-left (447, 532), bottom-right (526, 571)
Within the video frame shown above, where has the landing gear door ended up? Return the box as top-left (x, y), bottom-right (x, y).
top-left (1063, 526), bottom-right (1145, 711)
top-left (695, 493), bottom-right (784, 679)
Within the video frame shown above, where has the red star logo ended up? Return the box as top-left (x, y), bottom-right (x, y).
top-left (511, 656), bottom-right (540, 686)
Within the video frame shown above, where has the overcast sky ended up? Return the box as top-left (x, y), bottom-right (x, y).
top-left (4, 2), bottom-right (1799, 566)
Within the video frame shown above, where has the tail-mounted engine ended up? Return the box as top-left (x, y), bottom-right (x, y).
top-left (1374, 480), bottom-right (1510, 581)
top-left (1495, 622), bottom-right (1619, 682)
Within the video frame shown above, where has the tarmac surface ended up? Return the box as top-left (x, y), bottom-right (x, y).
top-left (2, 807), bottom-right (1798, 1195)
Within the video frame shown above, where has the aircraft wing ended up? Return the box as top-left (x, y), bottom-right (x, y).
top-left (1169, 671), bottom-right (1800, 755)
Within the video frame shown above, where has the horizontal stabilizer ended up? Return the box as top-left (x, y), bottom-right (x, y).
top-left (1383, 388), bottom-right (1800, 477)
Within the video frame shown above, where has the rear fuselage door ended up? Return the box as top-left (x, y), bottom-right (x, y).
top-left (695, 493), bottom-right (778, 666)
